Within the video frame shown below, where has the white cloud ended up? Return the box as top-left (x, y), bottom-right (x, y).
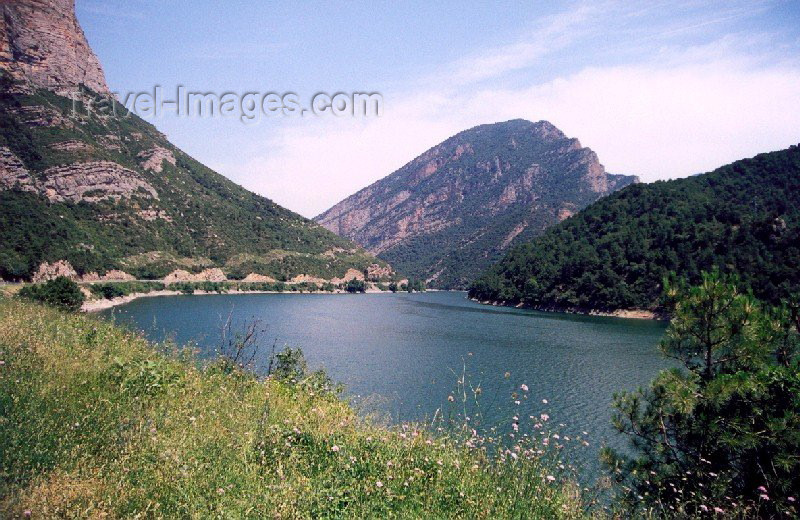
top-left (215, 4), bottom-right (800, 218)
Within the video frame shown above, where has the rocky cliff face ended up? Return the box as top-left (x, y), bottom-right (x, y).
top-left (0, 0), bottom-right (109, 95)
top-left (316, 120), bottom-right (639, 288)
top-left (0, 0), bottom-right (389, 283)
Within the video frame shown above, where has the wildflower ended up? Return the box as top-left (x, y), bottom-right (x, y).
top-left (331, 445), bottom-right (340, 452)
top-left (376, 481), bottom-right (384, 488)
top-left (714, 507), bottom-right (725, 514)
top-left (759, 494), bottom-right (769, 501)
top-left (510, 452), bottom-right (518, 460)
top-left (520, 384), bottom-right (529, 392)
top-left (546, 475), bottom-right (556, 482)
top-left (700, 505), bottom-right (708, 512)
top-left (23, 511), bottom-right (31, 518)
top-left (758, 486), bottom-right (768, 493)
top-left (448, 395), bottom-right (455, 402)
top-left (504, 372), bottom-right (510, 378)
top-left (788, 497), bottom-right (796, 502)
top-left (542, 399), bottom-right (548, 404)
top-left (540, 413), bottom-right (550, 422)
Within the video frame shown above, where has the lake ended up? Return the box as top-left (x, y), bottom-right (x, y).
top-left (101, 291), bottom-right (669, 474)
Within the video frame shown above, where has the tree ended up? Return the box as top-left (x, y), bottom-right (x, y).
top-left (602, 271), bottom-right (800, 517)
top-left (345, 279), bottom-right (366, 293)
top-left (18, 276), bottom-right (85, 312)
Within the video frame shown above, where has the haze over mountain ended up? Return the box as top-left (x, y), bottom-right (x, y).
top-left (469, 145), bottom-right (800, 312)
top-left (0, 0), bottom-right (388, 283)
top-left (316, 119), bottom-right (637, 288)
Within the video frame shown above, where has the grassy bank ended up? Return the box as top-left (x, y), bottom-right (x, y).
top-left (0, 299), bottom-right (589, 518)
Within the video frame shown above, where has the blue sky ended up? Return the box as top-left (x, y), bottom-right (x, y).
top-left (78, 1), bottom-right (800, 217)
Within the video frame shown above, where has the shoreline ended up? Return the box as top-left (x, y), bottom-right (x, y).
top-left (470, 297), bottom-right (668, 321)
top-left (82, 287), bottom-right (405, 312)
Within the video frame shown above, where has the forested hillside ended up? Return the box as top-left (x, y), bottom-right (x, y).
top-left (469, 145), bottom-right (800, 311)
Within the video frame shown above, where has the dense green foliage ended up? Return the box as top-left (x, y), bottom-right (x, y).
top-left (344, 279), bottom-right (366, 293)
top-left (0, 300), bottom-right (587, 518)
top-left (603, 272), bottom-right (800, 517)
top-left (470, 145), bottom-right (800, 311)
top-left (17, 276), bottom-right (84, 311)
top-left (0, 79), bottom-right (386, 282)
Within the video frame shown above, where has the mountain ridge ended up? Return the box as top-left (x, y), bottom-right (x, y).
top-left (0, 0), bottom-right (390, 284)
top-left (316, 119), bottom-right (638, 288)
top-left (469, 144), bottom-right (800, 311)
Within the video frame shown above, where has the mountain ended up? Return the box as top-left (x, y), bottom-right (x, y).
top-left (0, 0), bottom-right (389, 283)
top-left (315, 119), bottom-right (638, 288)
top-left (469, 145), bottom-right (800, 312)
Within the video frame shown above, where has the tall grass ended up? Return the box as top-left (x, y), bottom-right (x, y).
top-left (0, 300), bottom-right (592, 518)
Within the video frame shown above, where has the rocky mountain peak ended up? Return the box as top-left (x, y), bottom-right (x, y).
top-left (0, 0), bottom-right (110, 95)
top-left (316, 119), bottom-right (639, 288)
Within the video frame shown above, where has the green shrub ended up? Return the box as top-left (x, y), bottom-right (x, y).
top-left (345, 279), bottom-right (366, 293)
top-left (603, 271), bottom-right (800, 517)
top-left (18, 277), bottom-right (85, 312)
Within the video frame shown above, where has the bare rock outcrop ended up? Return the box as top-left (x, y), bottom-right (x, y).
top-left (50, 140), bottom-right (92, 152)
top-left (289, 274), bottom-right (327, 284)
top-left (0, 0), bottom-right (110, 95)
top-left (366, 263), bottom-right (393, 281)
top-left (0, 146), bottom-right (36, 192)
top-left (40, 161), bottom-right (158, 203)
top-left (163, 268), bottom-right (227, 284)
top-left (8, 105), bottom-right (74, 128)
top-left (102, 269), bottom-right (135, 281)
top-left (316, 119), bottom-right (639, 288)
top-left (138, 146), bottom-right (176, 173)
top-left (163, 269), bottom-right (194, 284)
top-left (1, 151), bottom-right (159, 204)
top-left (242, 273), bottom-right (277, 283)
top-left (331, 268), bottom-right (365, 284)
top-left (31, 260), bottom-right (78, 282)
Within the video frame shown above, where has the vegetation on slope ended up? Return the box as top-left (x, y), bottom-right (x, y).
top-left (0, 300), bottom-right (587, 518)
top-left (317, 119), bottom-right (636, 289)
top-left (469, 145), bottom-right (800, 311)
top-left (603, 271), bottom-right (800, 517)
top-left (0, 77), bottom-right (386, 282)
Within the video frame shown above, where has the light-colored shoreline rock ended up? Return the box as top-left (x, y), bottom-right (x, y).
top-left (31, 260), bottom-right (78, 282)
top-left (289, 274), bottom-right (328, 284)
top-left (331, 268), bottom-right (365, 284)
top-left (242, 273), bottom-right (277, 283)
top-left (163, 268), bottom-right (227, 284)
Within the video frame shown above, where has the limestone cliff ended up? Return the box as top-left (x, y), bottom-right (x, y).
top-left (0, 0), bottom-right (389, 283)
top-left (0, 0), bottom-right (109, 95)
top-left (316, 120), bottom-right (639, 288)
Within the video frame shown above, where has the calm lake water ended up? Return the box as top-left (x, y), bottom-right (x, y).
top-left (101, 291), bottom-right (669, 473)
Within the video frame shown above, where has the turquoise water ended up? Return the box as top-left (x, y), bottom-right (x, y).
top-left (101, 291), bottom-right (668, 472)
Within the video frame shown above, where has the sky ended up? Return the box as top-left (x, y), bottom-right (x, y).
top-left (77, 0), bottom-right (800, 218)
